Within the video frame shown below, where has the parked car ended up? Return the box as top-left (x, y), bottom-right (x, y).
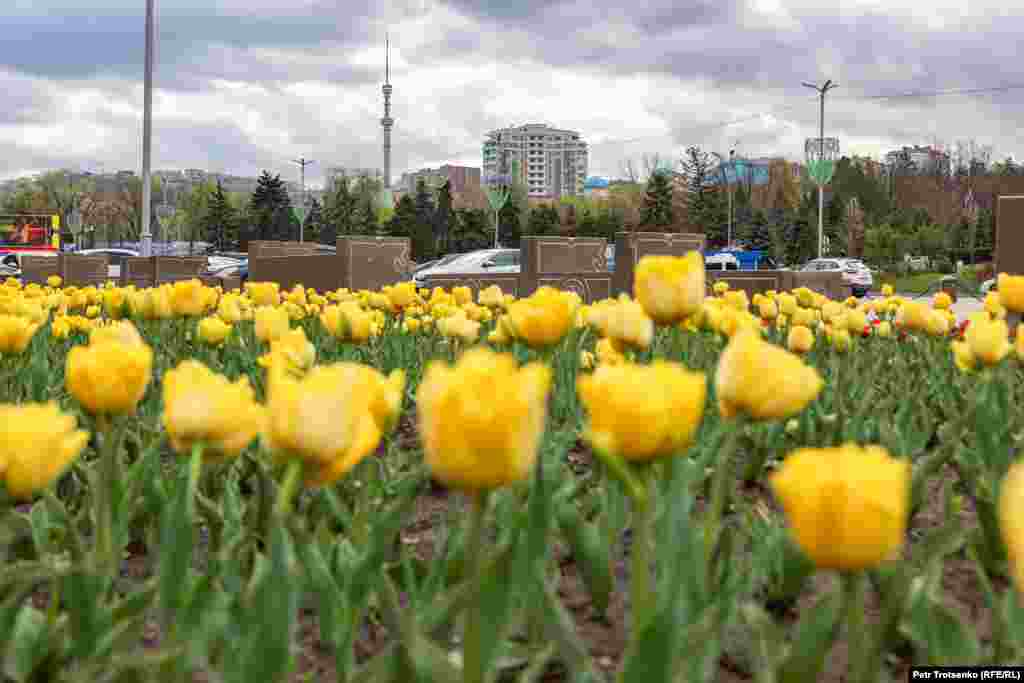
top-left (981, 278), bottom-right (997, 295)
top-left (210, 259), bottom-right (248, 284)
top-left (413, 249), bottom-right (521, 286)
top-left (76, 248), bottom-right (140, 280)
top-left (705, 253), bottom-right (740, 271)
top-left (800, 257), bottom-right (873, 297)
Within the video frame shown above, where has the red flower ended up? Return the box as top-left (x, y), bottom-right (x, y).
top-left (872, 319), bottom-right (881, 326)
top-left (862, 326), bottom-right (871, 337)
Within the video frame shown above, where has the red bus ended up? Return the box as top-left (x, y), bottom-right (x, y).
top-left (0, 214), bottom-right (61, 268)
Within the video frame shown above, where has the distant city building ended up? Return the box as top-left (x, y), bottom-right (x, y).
top-left (884, 146), bottom-right (951, 176)
top-left (583, 176), bottom-right (610, 198)
top-left (711, 157), bottom-right (802, 186)
top-left (482, 123), bottom-right (588, 198)
top-left (399, 164), bottom-right (481, 196)
top-left (325, 166), bottom-right (382, 189)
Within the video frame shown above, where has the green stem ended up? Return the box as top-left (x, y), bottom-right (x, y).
top-left (93, 415), bottom-right (119, 579)
top-left (274, 459), bottom-right (304, 519)
top-left (705, 423), bottom-right (741, 572)
top-left (462, 491), bottom-right (490, 683)
top-left (842, 571), bottom-right (869, 683)
top-left (630, 470), bottom-right (654, 639)
top-left (186, 443), bottom-right (204, 517)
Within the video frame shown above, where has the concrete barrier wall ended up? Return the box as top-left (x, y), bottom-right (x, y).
top-left (996, 195), bottom-right (1024, 276)
top-left (248, 255), bottom-right (341, 293)
top-left (63, 254), bottom-right (109, 287)
top-left (336, 236), bottom-right (412, 291)
top-left (20, 254), bottom-right (61, 285)
top-left (121, 257), bottom-right (156, 288)
top-left (154, 257), bottom-right (207, 285)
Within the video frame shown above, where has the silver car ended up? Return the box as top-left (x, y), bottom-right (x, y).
top-left (413, 249), bottom-right (521, 286)
top-left (801, 258), bottom-right (873, 297)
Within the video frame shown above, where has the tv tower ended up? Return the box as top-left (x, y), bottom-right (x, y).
top-left (381, 34), bottom-right (394, 190)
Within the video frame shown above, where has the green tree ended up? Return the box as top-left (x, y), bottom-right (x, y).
top-left (526, 203), bottom-right (560, 236)
top-left (324, 175), bottom-right (357, 237)
top-left (640, 169), bottom-right (673, 227)
top-left (248, 171), bottom-right (292, 241)
top-left (354, 196), bottom-right (379, 235)
top-left (452, 208), bottom-right (490, 252)
top-left (304, 197), bottom-right (325, 244)
top-left (434, 180), bottom-right (457, 253)
top-left (497, 198), bottom-right (522, 248)
top-left (679, 146), bottom-right (727, 240)
top-left (204, 181), bottom-right (238, 251)
top-left (388, 194), bottom-right (418, 239)
top-left (742, 209), bottom-right (772, 253)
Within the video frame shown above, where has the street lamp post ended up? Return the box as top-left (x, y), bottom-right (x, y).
top-left (713, 150), bottom-right (737, 246)
top-left (803, 79), bottom-right (838, 259)
top-left (291, 158), bottom-right (314, 242)
top-left (139, 0), bottom-right (155, 257)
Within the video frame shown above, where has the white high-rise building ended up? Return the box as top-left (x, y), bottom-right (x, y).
top-left (482, 124), bottom-right (588, 198)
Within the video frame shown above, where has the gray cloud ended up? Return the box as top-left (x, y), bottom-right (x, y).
top-left (2, 0), bottom-right (1024, 184)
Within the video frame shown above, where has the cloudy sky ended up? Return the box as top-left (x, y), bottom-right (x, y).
top-left (1, 0), bottom-right (1022, 187)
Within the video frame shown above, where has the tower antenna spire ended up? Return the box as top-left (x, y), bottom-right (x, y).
top-left (386, 33), bottom-right (390, 84)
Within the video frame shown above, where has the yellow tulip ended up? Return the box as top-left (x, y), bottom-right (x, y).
top-left (169, 279), bottom-right (207, 317)
top-left (716, 330), bottom-right (823, 421)
top-left (383, 281), bottom-right (418, 310)
top-left (478, 285), bottom-right (505, 308)
top-left (579, 350), bottom-right (595, 370)
top-left (151, 285), bottom-right (174, 319)
top-left (791, 307), bottom-right (815, 328)
top-left (966, 314), bottom-right (1010, 366)
top-left (881, 284), bottom-right (894, 297)
top-left (588, 297), bottom-right (654, 350)
top-left (46, 275), bottom-right (62, 289)
top-left (877, 321), bottom-right (893, 338)
top-left (452, 286), bottom-right (473, 306)
top-left (218, 293), bottom-right (246, 323)
top-left (264, 364), bottom-right (378, 487)
top-left (776, 293), bottom-right (798, 317)
top-left (999, 460), bottom-right (1024, 593)
top-left (770, 444), bottom-right (909, 571)
top-left (757, 298), bottom-right (779, 320)
top-left (66, 340), bottom-right (153, 416)
top-left (417, 348), bottom-right (551, 491)
top-left (896, 301), bottom-right (930, 333)
top-left (254, 305), bottom-right (291, 344)
top-left (258, 327), bottom-right (316, 379)
top-left (844, 309), bottom-right (867, 333)
top-left (712, 281), bottom-right (729, 295)
top-left (0, 314), bottom-right (40, 354)
top-left (787, 325), bottom-right (815, 354)
top-left (634, 252), bottom-right (705, 325)
top-left (245, 282), bottom-right (281, 307)
top-left (578, 360), bottom-right (706, 463)
top-left (162, 360), bottom-right (264, 459)
top-left (85, 304), bottom-right (100, 319)
top-left (595, 337), bottom-right (626, 366)
top-left (504, 286), bottom-right (576, 349)
top-left (0, 402), bottom-right (89, 500)
top-left (51, 316), bottom-right (72, 340)
top-left (933, 291), bottom-right (953, 310)
top-left (999, 274), bottom-right (1024, 314)
top-left (437, 311), bottom-right (481, 343)
top-left (723, 290), bottom-right (749, 312)
top-left (89, 320), bottom-right (146, 348)
top-left (198, 317), bottom-right (232, 345)
top-left (951, 340), bottom-right (975, 373)
top-left (830, 327), bottom-right (852, 352)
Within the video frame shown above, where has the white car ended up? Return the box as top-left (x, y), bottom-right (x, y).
top-left (76, 248), bottom-right (140, 280)
top-left (413, 249), bottom-right (521, 286)
top-left (705, 253), bottom-right (740, 271)
top-left (801, 258), bottom-right (873, 297)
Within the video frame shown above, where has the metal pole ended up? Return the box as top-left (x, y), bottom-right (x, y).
top-left (818, 88), bottom-right (825, 258)
top-left (494, 207), bottom-right (499, 249)
top-left (140, 0), bottom-right (155, 257)
top-left (290, 158), bottom-right (314, 242)
top-left (728, 150), bottom-right (735, 246)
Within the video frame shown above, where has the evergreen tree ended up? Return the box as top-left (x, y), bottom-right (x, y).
top-left (304, 198), bottom-right (326, 244)
top-left (354, 197), bottom-right (378, 234)
top-left (271, 206), bottom-right (298, 241)
top-left (203, 181), bottom-right (237, 251)
top-left (497, 198), bottom-right (522, 248)
top-left (324, 175), bottom-right (357, 237)
top-left (452, 208), bottom-right (490, 252)
top-left (640, 170), bottom-right (673, 227)
top-left (434, 180), bottom-right (457, 253)
top-left (388, 194), bottom-right (418, 239)
top-left (743, 209), bottom-right (772, 253)
top-left (412, 178), bottom-right (436, 259)
top-left (249, 171), bottom-right (292, 240)
top-left (679, 146), bottom-right (719, 236)
top-left (526, 203), bottom-right (559, 236)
